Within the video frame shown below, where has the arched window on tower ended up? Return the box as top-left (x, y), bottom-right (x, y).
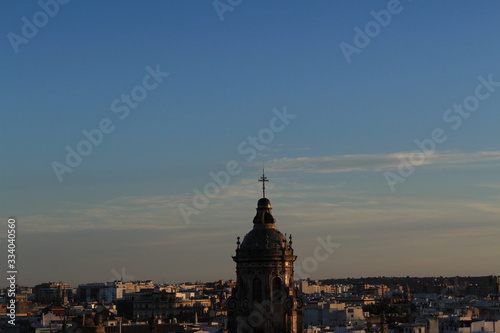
top-left (253, 278), bottom-right (262, 303)
top-left (272, 277), bottom-right (284, 304)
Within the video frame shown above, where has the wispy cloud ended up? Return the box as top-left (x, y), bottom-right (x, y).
top-left (463, 202), bottom-right (500, 214)
top-left (16, 175), bottom-right (500, 284)
top-left (18, 150), bottom-right (499, 237)
top-left (21, 195), bottom-right (191, 233)
top-left (477, 184), bottom-right (500, 190)
top-left (261, 150), bottom-right (500, 173)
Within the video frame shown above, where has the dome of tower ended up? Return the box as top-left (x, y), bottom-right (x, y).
top-left (238, 198), bottom-right (288, 251)
top-left (240, 226), bottom-right (287, 251)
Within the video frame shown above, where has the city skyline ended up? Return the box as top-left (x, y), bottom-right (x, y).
top-left (1, 1), bottom-right (500, 288)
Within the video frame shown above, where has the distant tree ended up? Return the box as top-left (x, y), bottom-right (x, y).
top-left (363, 303), bottom-right (405, 315)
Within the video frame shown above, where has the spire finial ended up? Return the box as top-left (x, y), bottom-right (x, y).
top-left (258, 168), bottom-right (269, 198)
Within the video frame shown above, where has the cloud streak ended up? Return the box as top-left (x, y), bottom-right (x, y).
top-left (262, 150), bottom-right (500, 174)
top-left (20, 195), bottom-right (190, 233)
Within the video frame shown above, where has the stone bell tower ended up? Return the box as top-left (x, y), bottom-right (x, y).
top-left (227, 171), bottom-right (303, 333)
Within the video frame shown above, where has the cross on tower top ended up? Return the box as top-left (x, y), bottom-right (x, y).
top-left (258, 168), bottom-right (269, 198)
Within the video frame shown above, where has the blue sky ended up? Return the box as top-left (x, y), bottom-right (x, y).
top-left (1, 1), bottom-right (499, 287)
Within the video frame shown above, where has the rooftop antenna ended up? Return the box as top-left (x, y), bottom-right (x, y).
top-left (258, 167), bottom-right (269, 198)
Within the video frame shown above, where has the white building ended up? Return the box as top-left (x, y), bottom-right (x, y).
top-left (304, 301), bottom-right (367, 327)
top-left (442, 320), bottom-right (500, 333)
top-left (103, 280), bottom-right (155, 303)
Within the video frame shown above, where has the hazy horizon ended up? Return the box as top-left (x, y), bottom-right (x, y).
top-left (1, 1), bottom-right (499, 288)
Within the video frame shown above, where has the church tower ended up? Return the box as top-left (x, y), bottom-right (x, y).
top-left (227, 171), bottom-right (303, 333)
